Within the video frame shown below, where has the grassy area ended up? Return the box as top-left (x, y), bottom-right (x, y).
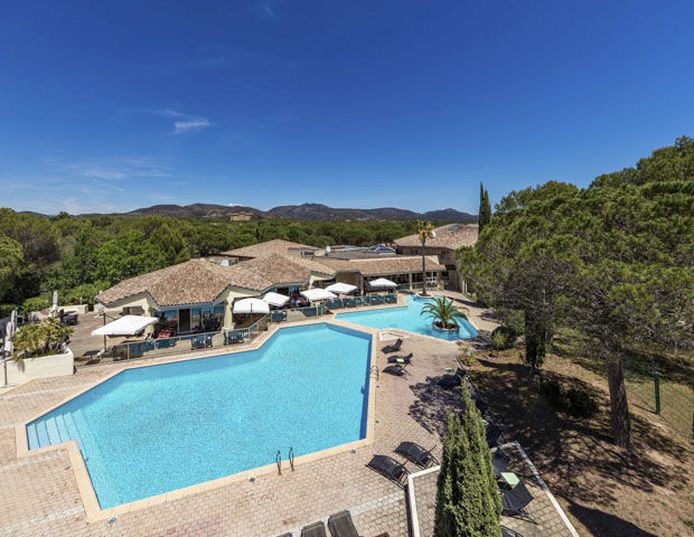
top-left (467, 344), bottom-right (694, 537)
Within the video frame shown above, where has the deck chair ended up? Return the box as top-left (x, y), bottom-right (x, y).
top-left (276, 533), bottom-right (293, 537)
top-left (394, 441), bottom-right (437, 467)
top-left (381, 338), bottom-right (402, 354)
top-left (301, 521), bottom-right (327, 537)
top-left (501, 481), bottom-right (535, 522)
top-left (491, 451), bottom-right (510, 478)
top-left (382, 362), bottom-right (409, 376)
top-left (366, 455), bottom-right (409, 486)
top-left (501, 526), bottom-right (524, 537)
top-left (387, 352), bottom-right (413, 364)
top-left (327, 511), bottom-right (362, 537)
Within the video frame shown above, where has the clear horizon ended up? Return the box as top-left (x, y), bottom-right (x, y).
top-left (1, 1), bottom-right (693, 214)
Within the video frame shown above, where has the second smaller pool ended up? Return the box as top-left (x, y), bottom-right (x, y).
top-left (337, 295), bottom-right (478, 340)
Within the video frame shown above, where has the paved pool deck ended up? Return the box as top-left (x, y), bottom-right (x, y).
top-left (0, 309), bottom-right (574, 537)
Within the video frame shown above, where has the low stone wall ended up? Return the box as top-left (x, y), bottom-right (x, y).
top-left (4, 348), bottom-right (74, 384)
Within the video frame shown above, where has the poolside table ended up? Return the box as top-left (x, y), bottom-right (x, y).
top-left (500, 472), bottom-right (520, 487)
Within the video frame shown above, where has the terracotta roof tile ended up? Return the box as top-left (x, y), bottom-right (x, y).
top-left (394, 223), bottom-right (478, 249)
top-left (318, 255), bottom-right (445, 276)
top-left (221, 239), bottom-right (319, 258)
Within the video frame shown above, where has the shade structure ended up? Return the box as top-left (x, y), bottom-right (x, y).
top-left (368, 277), bottom-right (397, 288)
top-left (325, 282), bottom-right (358, 295)
top-left (262, 292), bottom-right (290, 308)
top-left (300, 288), bottom-right (337, 302)
top-left (233, 298), bottom-right (270, 315)
top-left (92, 315), bottom-right (158, 337)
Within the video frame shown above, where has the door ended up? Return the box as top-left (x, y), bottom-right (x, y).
top-left (179, 308), bottom-right (191, 333)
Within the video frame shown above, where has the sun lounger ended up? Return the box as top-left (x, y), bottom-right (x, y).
top-left (501, 526), bottom-right (524, 537)
top-left (327, 511), bottom-right (362, 537)
top-left (387, 352), bottom-right (412, 364)
top-left (501, 481), bottom-right (535, 522)
top-left (366, 455), bottom-right (409, 486)
top-left (491, 451), bottom-right (509, 478)
top-left (394, 441), bottom-right (437, 467)
top-left (301, 521), bottom-right (327, 537)
top-left (382, 362), bottom-right (409, 376)
top-left (276, 533), bottom-right (293, 537)
top-left (381, 339), bottom-right (402, 354)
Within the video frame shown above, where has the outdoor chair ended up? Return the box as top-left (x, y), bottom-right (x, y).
top-left (394, 441), bottom-right (437, 467)
top-left (491, 451), bottom-right (510, 478)
top-left (501, 526), bottom-right (524, 537)
top-left (381, 338), bottom-right (402, 354)
top-left (501, 481), bottom-right (535, 522)
top-left (382, 362), bottom-right (409, 376)
top-left (301, 521), bottom-right (327, 537)
top-left (384, 294), bottom-right (397, 304)
top-left (366, 455), bottom-right (409, 486)
top-left (276, 533), bottom-right (292, 537)
top-left (271, 311), bottom-right (287, 322)
top-left (387, 352), bottom-right (413, 365)
top-left (327, 510), bottom-right (362, 537)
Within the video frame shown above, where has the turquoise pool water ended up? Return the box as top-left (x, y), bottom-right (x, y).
top-left (337, 295), bottom-right (478, 340)
top-left (26, 323), bottom-right (371, 509)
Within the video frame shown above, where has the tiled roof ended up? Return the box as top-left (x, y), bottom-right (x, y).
top-left (394, 224), bottom-right (478, 250)
top-left (318, 256), bottom-right (445, 276)
top-left (95, 259), bottom-right (273, 307)
top-left (238, 254), bottom-right (335, 285)
top-left (221, 239), bottom-right (319, 259)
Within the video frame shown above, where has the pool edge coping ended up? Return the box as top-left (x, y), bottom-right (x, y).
top-left (15, 318), bottom-right (378, 523)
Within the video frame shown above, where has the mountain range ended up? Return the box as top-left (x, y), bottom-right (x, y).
top-left (125, 203), bottom-right (477, 222)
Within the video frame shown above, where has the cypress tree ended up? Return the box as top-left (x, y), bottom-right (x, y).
top-left (479, 183), bottom-right (492, 234)
top-left (434, 386), bottom-right (502, 537)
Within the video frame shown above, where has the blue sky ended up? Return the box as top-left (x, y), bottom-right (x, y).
top-left (1, 1), bottom-right (692, 215)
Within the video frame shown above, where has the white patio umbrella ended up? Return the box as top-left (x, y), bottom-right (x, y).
top-left (325, 282), bottom-right (357, 295)
top-left (262, 292), bottom-right (290, 308)
top-left (368, 277), bottom-right (397, 289)
top-left (50, 290), bottom-right (59, 316)
top-left (300, 288), bottom-right (337, 302)
top-left (2, 309), bottom-right (18, 385)
top-left (233, 298), bottom-right (270, 315)
top-left (91, 315), bottom-right (158, 337)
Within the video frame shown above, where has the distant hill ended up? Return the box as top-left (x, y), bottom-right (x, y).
top-left (123, 202), bottom-right (476, 222)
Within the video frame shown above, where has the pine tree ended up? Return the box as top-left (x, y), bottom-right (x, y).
top-left (479, 183), bottom-right (492, 234)
top-left (434, 386), bottom-right (502, 537)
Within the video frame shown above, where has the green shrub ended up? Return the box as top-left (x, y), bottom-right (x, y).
top-left (565, 388), bottom-right (598, 418)
top-left (12, 317), bottom-right (73, 360)
top-left (0, 303), bottom-right (18, 317)
top-left (63, 281), bottom-right (107, 305)
top-left (539, 378), bottom-right (564, 408)
top-left (490, 326), bottom-right (517, 350)
top-left (21, 294), bottom-right (51, 315)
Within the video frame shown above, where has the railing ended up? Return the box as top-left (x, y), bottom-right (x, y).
top-left (106, 329), bottom-right (224, 361)
top-left (268, 294), bottom-right (398, 318)
top-left (223, 314), bottom-right (270, 344)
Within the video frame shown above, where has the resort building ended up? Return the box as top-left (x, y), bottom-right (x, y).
top-left (94, 238), bottom-right (447, 336)
top-left (394, 223), bottom-right (478, 291)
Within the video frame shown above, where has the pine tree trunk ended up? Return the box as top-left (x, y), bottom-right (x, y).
top-left (421, 237), bottom-right (428, 296)
top-left (606, 357), bottom-right (633, 451)
top-left (524, 311), bottom-right (546, 373)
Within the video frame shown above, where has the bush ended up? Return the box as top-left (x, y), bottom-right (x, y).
top-left (0, 303), bottom-right (18, 317)
top-left (11, 317), bottom-right (73, 360)
top-left (21, 294), bottom-right (51, 315)
top-left (63, 281), bottom-right (108, 306)
top-left (566, 388), bottom-right (598, 418)
top-left (539, 377), bottom-right (564, 408)
top-left (491, 326), bottom-right (517, 350)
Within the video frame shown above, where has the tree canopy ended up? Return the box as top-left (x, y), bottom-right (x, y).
top-left (460, 137), bottom-right (694, 449)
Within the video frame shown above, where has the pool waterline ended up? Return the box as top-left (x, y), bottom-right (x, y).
top-left (336, 294), bottom-right (478, 340)
top-left (24, 322), bottom-right (374, 511)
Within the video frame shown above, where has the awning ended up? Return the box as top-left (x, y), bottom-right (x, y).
top-left (300, 288), bottom-right (337, 302)
top-left (233, 298), bottom-right (270, 314)
top-left (368, 277), bottom-right (398, 288)
top-left (92, 315), bottom-right (158, 337)
top-left (325, 282), bottom-right (358, 295)
top-left (262, 292), bottom-right (290, 308)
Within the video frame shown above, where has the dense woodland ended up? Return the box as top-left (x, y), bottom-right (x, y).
top-left (461, 136), bottom-right (694, 449)
top-left (0, 213), bottom-right (419, 316)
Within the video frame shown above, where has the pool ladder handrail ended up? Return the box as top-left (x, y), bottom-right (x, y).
top-left (368, 365), bottom-right (379, 381)
top-left (276, 450), bottom-right (282, 475)
top-left (288, 447), bottom-right (295, 471)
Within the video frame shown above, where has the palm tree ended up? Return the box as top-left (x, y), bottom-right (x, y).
top-left (417, 220), bottom-right (436, 296)
top-left (421, 296), bottom-right (468, 330)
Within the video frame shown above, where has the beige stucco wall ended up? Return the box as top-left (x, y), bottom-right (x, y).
top-left (5, 348), bottom-right (74, 384)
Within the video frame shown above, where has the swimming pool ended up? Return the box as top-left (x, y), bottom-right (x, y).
top-left (26, 323), bottom-right (372, 510)
top-left (337, 294), bottom-right (478, 340)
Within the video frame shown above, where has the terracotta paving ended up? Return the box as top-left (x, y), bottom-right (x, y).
top-left (0, 312), bottom-right (572, 537)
